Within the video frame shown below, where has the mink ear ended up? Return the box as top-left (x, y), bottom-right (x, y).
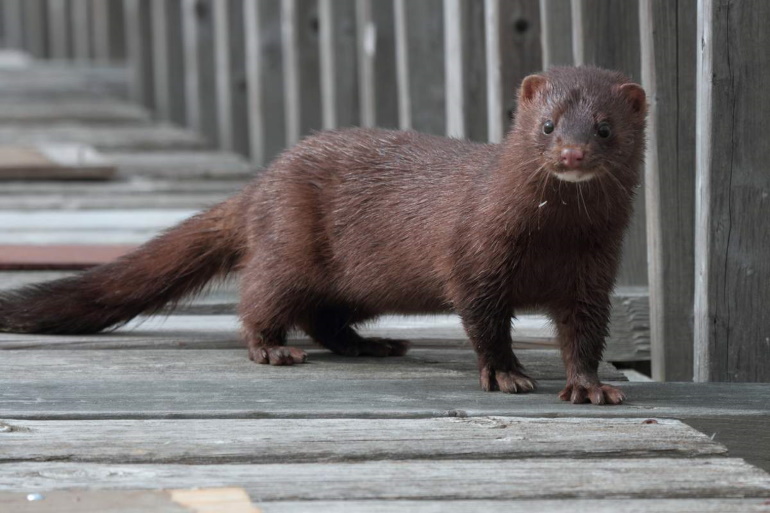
top-left (519, 74), bottom-right (548, 103)
top-left (618, 83), bottom-right (647, 116)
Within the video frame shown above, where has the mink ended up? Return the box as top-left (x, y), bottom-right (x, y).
top-left (0, 66), bottom-right (646, 405)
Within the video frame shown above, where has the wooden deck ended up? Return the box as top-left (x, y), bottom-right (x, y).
top-left (1, 54), bottom-right (770, 512)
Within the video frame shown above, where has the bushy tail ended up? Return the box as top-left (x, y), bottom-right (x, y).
top-left (0, 194), bottom-right (247, 334)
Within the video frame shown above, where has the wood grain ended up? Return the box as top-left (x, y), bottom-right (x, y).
top-left (0, 417), bottom-right (725, 464)
top-left (1, 458), bottom-right (768, 500)
top-left (694, 0), bottom-right (770, 382)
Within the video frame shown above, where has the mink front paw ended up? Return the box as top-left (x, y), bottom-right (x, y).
top-left (559, 382), bottom-right (625, 405)
top-left (479, 366), bottom-right (537, 394)
top-left (249, 346), bottom-right (308, 365)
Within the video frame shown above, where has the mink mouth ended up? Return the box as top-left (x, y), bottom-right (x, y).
top-left (550, 167), bottom-right (597, 183)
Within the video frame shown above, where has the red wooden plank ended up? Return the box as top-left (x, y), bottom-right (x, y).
top-left (0, 245), bottom-right (135, 270)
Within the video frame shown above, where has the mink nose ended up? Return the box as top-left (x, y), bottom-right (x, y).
top-left (560, 148), bottom-right (584, 169)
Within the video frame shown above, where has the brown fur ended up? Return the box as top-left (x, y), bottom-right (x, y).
top-left (0, 66), bottom-right (646, 404)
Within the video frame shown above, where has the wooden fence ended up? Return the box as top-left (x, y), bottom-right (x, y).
top-left (1, 0), bottom-right (768, 384)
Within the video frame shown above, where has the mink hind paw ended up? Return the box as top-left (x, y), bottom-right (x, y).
top-left (479, 367), bottom-right (537, 393)
top-left (249, 346), bottom-right (308, 365)
top-left (559, 382), bottom-right (625, 405)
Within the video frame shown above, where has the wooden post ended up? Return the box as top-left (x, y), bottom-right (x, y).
top-left (694, 0), bottom-right (770, 382)
top-left (91, 0), bottom-right (110, 61)
top-left (443, 0), bottom-right (465, 139)
top-left (403, 0), bottom-right (445, 135)
top-left (182, 0), bottom-right (218, 146)
top-left (244, 0), bottom-right (264, 165)
top-left (2, 0), bottom-right (24, 50)
top-left (47, 0), bottom-right (70, 59)
top-left (21, 0), bottom-right (47, 58)
top-left (394, 0), bottom-right (411, 130)
top-left (151, 0), bottom-right (171, 120)
top-left (213, 0), bottom-right (233, 151)
top-left (639, 0), bottom-right (697, 381)
top-left (355, 0), bottom-right (375, 128)
top-left (71, 0), bottom-right (91, 61)
top-left (572, 0), bottom-right (647, 288)
top-left (124, 0), bottom-right (154, 109)
top-left (484, 0), bottom-right (503, 143)
top-left (539, 0), bottom-right (572, 68)
top-left (281, 0), bottom-right (300, 143)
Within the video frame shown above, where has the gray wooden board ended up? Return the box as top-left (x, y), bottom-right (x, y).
top-left (1, 458), bottom-right (769, 500)
top-left (641, 0), bottom-right (697, 381)
top-left (258, 499), bottom-right (770, 513)
top-left (104, 151), bottom-right (256, 180)
top-left (0, 124), bottom-right (204, 152)
top-left (1, 375), bottom-right (769, 420)
top-left (573, 0), bottom-right (646, 288)
top-left (0, 100), bottom-right (150, 124)
top-left (0, 348), bottom-right (623, 382)
top-left (694, 0), bottom-right (770, 382)
top-left (0, 417), bottom-right (725, 464)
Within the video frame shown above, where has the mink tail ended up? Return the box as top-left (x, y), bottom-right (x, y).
top-left (0, 193), bottom-right (247, 335)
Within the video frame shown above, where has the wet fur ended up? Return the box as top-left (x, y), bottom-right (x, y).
top-left (0, 66), bottom-right (645, 404)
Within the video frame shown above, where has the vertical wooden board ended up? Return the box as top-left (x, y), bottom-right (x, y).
top-left (226, 0), bottom-right (249, 157)
top-left (47, 0), bottom-right (71, 59)
top-left (162, 0), bottom-right (186, 125)
top-left (90, 0), bottom-right (110, 61)
top-left (694, 0), bottom-right (770, 382)
top-left (2, 0), bottom-right (23, 49)
top-left (151, 0), bottom-right (171, 120)
top-left (444, 0), bottom-right (465, 139)
top-left (106, 0), bottom-right (126, 61)
top-left (499, 0), bottom-right (542, 132)
top-left (404, 0), bottom-right (444, 135)
top-left (331, 0), bottom-right (359, 128)
top-left (463, 0), bottom-right (486, 142)
top-left (124, 0), bottom-right (154, 110)
top-left (71, 0), bottom-right (91, 61)
top-left (370, 0), bottom-right (398, 129)
top-left (213, 0), bottom-right (234, 151)
top-left (539, 0), bottom-right (573, 68)
top-left (573, 0), bottom-right (647, 288)
top-left (192, 0), bottom-right (218, 147)
top-left (641, 0), bottom-right (696, 381)
top-left (257, 0), bottom-right (286, 164)
top-left (21, 0), bottom-right (47, 58)
top-left (295, 0), bottom-right (322, 136)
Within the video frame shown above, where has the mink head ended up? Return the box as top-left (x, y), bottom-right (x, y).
top-left (511, 66), bottom-right (646, 184)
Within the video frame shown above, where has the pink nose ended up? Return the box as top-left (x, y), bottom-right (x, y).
top-left (560, 148), bottom-right (584, 169)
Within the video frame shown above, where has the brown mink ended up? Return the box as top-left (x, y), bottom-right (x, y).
top-left (0, 66), bottom-right (646, 405)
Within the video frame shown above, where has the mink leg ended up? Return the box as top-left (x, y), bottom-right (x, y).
top-left (238, 268), bottom-right (308, 366)
top-left (459, 309), bottom-right (536, 394)
top-left (551, 299), bottom-right (625, 405)
top-left (299, 307), bottom-right (410, 357)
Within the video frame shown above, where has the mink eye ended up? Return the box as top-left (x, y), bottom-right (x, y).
top-left (542, 120), bottom-right (555, 135)
top-left (597, 122), bottom-right (612, 138)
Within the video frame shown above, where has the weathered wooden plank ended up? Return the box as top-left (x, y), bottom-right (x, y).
top-left (539, 0), bottom-right (572, 69)
top-left (370, 0), bottom-right (398, 129)
top-left (0, 348), bottom-right (623, 381)
top-left (0, 244), bottom-right (133, 269)
top-left (212, 0), bottom-right (233, 151)
top-left (123, 0), bottom-right (154, 109)
top-left (258, 499), bottom-right (770, 513)
top-left (0, 100), bottom-right (149, 124)
top-left (46, 0), bottom-right (71, 59)
top-left (0, 145), bottom-right (115, 180)
top-left (572, 0), bottom-right (646, 288)
top-left (224, 0), bottom-right (249, 157)
top-left (1, 458), bottom-right (769, 499)
top-left (694, 0), bottom-right (770, 382)
top-left (20, 0), bottom-right (47, 58)
top-left (0, 488), bottom-right (257, 513)
top-left (2, 370), bottom-right (770, 420)
top-left (104, 151), bottom-right (255, 180)
top-left (484, 0), bottom-right (501, 142)
top-left (640, 0), bottom-right (697, 381)
top-left (0, 125), bottom-right (204, 151)
top-left (0, 417), bottom-right (725, 464)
